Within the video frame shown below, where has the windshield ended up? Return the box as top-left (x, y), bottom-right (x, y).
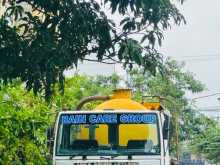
top-left (56, 112), bottom-right (160, 156)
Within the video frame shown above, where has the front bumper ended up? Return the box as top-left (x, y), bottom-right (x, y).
top-left (54, 159), bottom-right (161, 165)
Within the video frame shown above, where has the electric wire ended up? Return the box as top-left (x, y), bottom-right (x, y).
top-left (168, 54), bottom-right (220, 62)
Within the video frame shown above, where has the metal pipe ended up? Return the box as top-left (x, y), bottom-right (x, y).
top-left (76, 95), bottom-right (110, 110)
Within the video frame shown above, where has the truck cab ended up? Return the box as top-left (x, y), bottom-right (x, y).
top-left (52, 89), bottom-right (171, 165)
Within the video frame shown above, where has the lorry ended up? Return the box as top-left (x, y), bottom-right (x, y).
top-left (52, 89), bottom-right (171, 165)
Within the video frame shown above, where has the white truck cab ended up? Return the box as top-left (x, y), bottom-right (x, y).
top-left (52, 110), bottom-right (171, 165)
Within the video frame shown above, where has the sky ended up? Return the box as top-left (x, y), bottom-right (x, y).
top-left (69, 0), bottom-right (220, 118)
top-left (159, 0), bottom-right (220, 118)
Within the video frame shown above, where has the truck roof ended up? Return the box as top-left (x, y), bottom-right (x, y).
top-left (58, 110), bottom-right (161, 115)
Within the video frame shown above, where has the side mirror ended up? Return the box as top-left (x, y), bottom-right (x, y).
top-left (163, 115), bottom-right (170, 140)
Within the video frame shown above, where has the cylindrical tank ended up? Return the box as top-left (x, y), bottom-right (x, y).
top-left (77, 89), bottom-right (159, 146)
top-left (92, 89), bottom-right (158, 146)
top-left (95, 89), bottom-right (146, 110)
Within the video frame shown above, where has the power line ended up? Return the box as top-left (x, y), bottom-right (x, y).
top-left (170, 54), bottom-right (220, 62)
top-left (197, 109), bottom-right (220, 112)
top-left (196, 106), bottom-right (220, 109)
top-left (192, 93), bottom-right (220, 100)
top-left (172, 54), bottom-right (220, 59)
top-left (182, 58), bottom-right (220, 62)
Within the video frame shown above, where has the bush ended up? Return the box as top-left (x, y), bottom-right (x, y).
top-left (0, 75), bottom-right (112, 164)
top-left (0, 82), bottom-right (53, 165)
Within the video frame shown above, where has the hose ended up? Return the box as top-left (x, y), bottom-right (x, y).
top-left (76, 95), bottom-right (110, 110)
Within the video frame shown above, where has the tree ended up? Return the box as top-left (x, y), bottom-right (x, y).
top-left (0, 75), bottom-right (112, 164)
top-left (94, 73), bottom-right (121, 89)
top-left (52, 74), bottom-right (113, 110)
top-left (127, 59), bottom-right (205, 159)
top-left (0, 82), bottom-right (52, 164)
top-left (180, 108), bottom-right (216, 141)
top-left (191, 125), bottom-right (220, 164)
top-left (127, 69), bottom-right (150, 101)
top-left (0, 0), bottom-right (185, 99)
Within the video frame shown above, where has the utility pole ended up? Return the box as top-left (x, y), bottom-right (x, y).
top-left (174, 111), bottom-right (180, 162)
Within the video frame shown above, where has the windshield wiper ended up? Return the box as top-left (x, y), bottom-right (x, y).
top-left (69, 149), bottom-right (96, 160)
top-left (100, 156), bottom-right (111, 160)
top-left (100, 155), bottom-right (120, 160)
top-left (97, 149), bottom-right (120, 159)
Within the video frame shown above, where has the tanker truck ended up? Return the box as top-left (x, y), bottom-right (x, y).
top-left (52, 89), bottom-right (171, 165)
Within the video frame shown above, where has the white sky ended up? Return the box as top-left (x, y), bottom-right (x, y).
top-left (159, 0), bottom-right (220, 118)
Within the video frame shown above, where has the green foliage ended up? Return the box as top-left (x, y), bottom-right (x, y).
top-left (147, 61), bottom-right (206, 156)
top-left (127, 59), bottom-right (206, 156)
top-left (191, 125), bottom-right (220, 164)
top-left (0, 82), bottom-right (52, 165)
top-left (94, 73), bottom-right (120, 90)
top-left (0, 75), bottom-right (112, 164)
top-left (128, 69), bottom-right (149, 101)
top-left (180, 108), bottom-right (216, 141)
top-left (52, 75), bottom-right (113, 110)
top-left (128, 59), bottom-right (205, 106)
top-left (0, 0), bottom-right (185, 99)
top-left (147, 60), bottom-right (205, 106)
